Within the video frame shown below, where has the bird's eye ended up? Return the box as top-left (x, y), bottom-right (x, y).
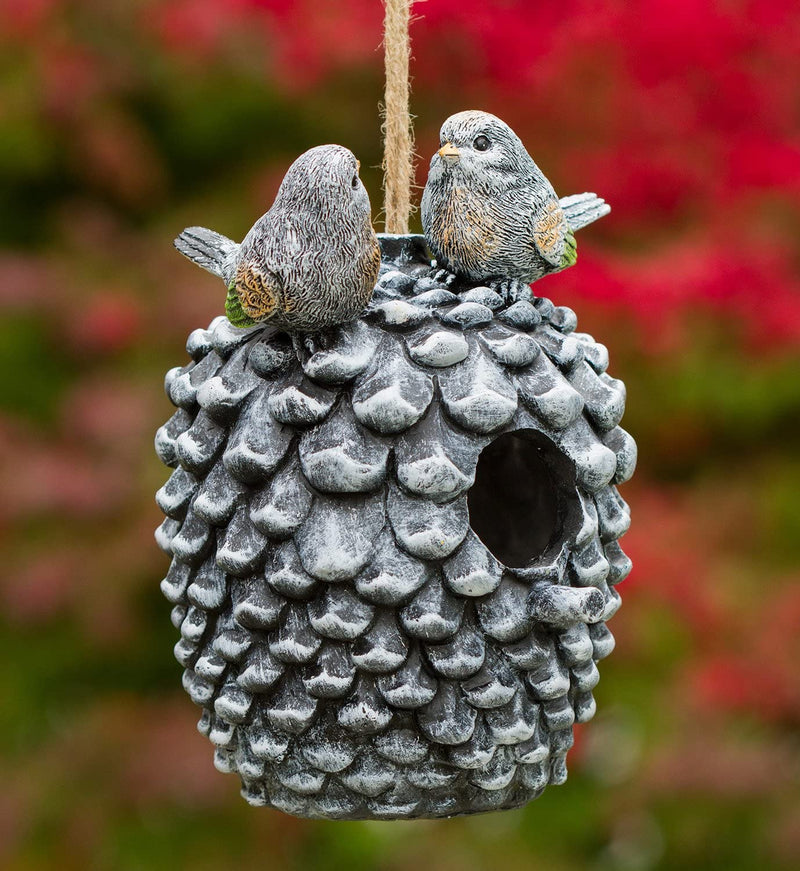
top-left (351, 174), bottom-right (359, 189)
top-left (473, 135), bottom-right (490, 151)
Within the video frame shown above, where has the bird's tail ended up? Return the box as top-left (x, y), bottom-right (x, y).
top-left (559, 193), bottom-right (611, 232)
top-left (174, 226), bottom-right (238, 281)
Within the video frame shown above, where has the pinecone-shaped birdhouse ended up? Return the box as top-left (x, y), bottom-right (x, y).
top-left (155, 234), bottom-right (636, 820)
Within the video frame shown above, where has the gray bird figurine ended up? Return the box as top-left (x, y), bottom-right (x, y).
top-left (421, 110), bottom-right (610, 299)
top-left (174, 144), bottom-right (380, 354)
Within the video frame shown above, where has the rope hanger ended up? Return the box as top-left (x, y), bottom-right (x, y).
top-left (382, 0), bottom-right (414, 234)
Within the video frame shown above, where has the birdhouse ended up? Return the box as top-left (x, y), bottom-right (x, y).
top-left (155, 233), bottom-right (636, 820)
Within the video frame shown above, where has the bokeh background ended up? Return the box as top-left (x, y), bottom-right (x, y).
top-left (1, 1), bottom-right (799, 868)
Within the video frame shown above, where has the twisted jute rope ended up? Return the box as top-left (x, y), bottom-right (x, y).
top-left (382, 0), bottom-right (414, 234)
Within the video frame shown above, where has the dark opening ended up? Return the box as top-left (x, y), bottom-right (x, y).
top-left (468, 430), bottom-right (569, 568)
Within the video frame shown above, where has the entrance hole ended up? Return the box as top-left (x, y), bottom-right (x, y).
top-left (467, 430), bottom-right (570, 568)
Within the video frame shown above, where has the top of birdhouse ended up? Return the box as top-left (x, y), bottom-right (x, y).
top-left (159, 234), bottom-right (634, 500)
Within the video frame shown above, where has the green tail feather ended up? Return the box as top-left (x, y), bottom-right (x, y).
top-left (225, 284), bottom-right (258, 328)
top-left (560, 230), bottom-right (578, 269)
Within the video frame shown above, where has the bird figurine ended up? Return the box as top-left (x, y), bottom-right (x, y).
top-left (421, 110), bottom-right (610, 300)
top-left (174, 144), bottom-right (380, 355)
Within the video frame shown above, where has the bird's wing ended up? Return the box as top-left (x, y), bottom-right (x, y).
top-left (531, 198), bottom-right (572, 268)
top-left (225, 285), bottom-right (258, 328)
top-left (226, 260), bottom-right (281, 327)
top-left (559, 193), bottom-right (611, 232)
top-left (174, 226), bottom-right (239, 283)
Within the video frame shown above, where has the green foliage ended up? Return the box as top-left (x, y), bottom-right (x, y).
top-left (0, 317), bottom-right (76, 421)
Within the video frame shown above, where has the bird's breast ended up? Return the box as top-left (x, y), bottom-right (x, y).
top-left (431, 185), bottom-right (500, 275)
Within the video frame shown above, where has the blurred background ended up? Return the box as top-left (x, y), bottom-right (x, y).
top-left (1, 1), bottom-right (799, 868)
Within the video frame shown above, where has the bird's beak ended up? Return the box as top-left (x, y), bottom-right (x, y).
top-left (356, 159), bottom-right (361, 172)
top-left (438, 142), bottom-right (460, 162)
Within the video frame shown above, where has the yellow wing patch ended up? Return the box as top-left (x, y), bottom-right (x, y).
top-left (234, 261), bottom-right (279, 320)
top-left (533, 199), bottom-right (567, 264)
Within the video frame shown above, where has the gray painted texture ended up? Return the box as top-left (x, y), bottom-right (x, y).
top-left (155, 234), bottom-right (636, 819)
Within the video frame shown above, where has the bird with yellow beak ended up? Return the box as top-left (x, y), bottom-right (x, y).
top-left (421, 110), bottom-right (610, 299)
